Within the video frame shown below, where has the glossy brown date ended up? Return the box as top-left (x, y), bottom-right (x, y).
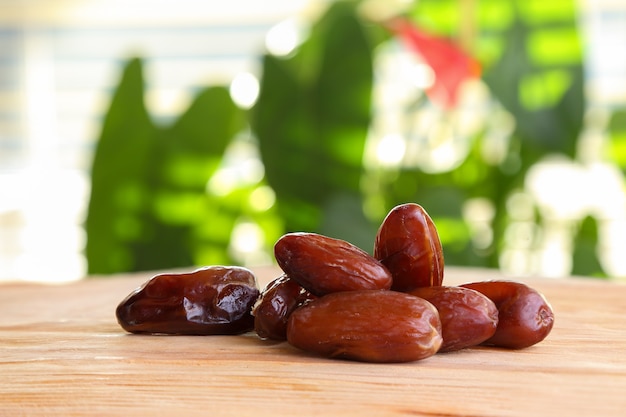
top-left (286, 290), bottom-right (442, 363)
top-left (274, 232), bottom-right (393, 296)
top-left (409, 286), bottom-right (498, 352)
top-left (116, 266), bottom-right (260, 335)
top-left (460, 280), bottom-right (554, 349)
top-left (253, 274), bottom-right (316, 340)
top-left (374, 203), bottom-right (444, 291)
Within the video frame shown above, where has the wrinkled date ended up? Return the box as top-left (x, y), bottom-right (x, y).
top-left (274, 232), bottom-right (393, 296)
top-left (460, 281), bottom-right (554, 349)
top-left (374, 203), bottom-right (444, 292)
top-left (253, 274), bottom-right (316, 340)
top-left (287, 290), bottom-right (442, 363)
top-left (409, 286), bottom-right (499, 352)
top-left (116, 266), bottom-right (260, 335)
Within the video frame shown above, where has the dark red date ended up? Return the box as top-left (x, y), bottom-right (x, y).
top-left (460, 280), bottom-right (554, 349)
top-left (253, 274), bottom-right (316, 340)
top-left (274, 232), bottom-right (393, 296)
top-left (374, 203), bottom-right (444, 291)
top-left (409, 286), bottom-right (498, 352)
top-left (116, 266), bottom-right (260, 335)
top-left (287, 290), bottom-right (442, 363)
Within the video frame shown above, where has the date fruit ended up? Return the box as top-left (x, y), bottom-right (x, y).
top-left (374, 203), bottom-right (444, 292)
top-left (286, 290), bottom-right (442, 363)
top-left (253, 274), bottom-right (316, 340)
top-left (460, 281), bottom-right (554, 349)
top-left (274, 232), bottom-right (393, 296)
top-left (116, 266), bottom-right (260, 335)
top-left (409, 286), bottom-right (498, 352)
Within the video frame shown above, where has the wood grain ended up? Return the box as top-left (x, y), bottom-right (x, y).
top-left (1, 266), bottom-right (625, 417)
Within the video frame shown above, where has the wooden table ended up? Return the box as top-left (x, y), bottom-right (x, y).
top-left (1, 266), bottom-right (625, 416)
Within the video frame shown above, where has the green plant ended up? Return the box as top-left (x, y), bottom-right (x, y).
top-left (85, 58), bottom-right (257, 274)
top-left (252, 1), bottom-right (379, 250)
top-left (87, 0), bottom-right (618, 279)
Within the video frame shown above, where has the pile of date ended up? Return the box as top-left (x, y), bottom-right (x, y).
top-left (116, 203), bottom-right (555, 363)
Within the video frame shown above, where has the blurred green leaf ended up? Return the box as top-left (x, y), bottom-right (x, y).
top-left (483, 17), bottom-right (584, 157)
top-left (86, 58), bottom-right (245, 274)
top-left (85, 58), bottom-right (154, 273)
top-left (252, 2), bottom-right (376, 248)
top-left (572, 216), bottom-right (606, 278)
top-left (608, 110), bottom-right (626, 168)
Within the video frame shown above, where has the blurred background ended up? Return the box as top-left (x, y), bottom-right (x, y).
top-left (1, 0), bottom-right (625, 283)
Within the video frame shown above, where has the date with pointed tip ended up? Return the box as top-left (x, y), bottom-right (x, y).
top-left (274, 232), bottom-right (393, 296)
top-left (287, 290), bottom-right (443, 363)
top-left (374, 203), bottom-right (444, 292)
top-left (116, 266), bottom-right (260, 335)
top-left (253, 274), bottom-right (316, 341)
top-left (409, 286), bottom-right (498, 352)
top-left (460, 280), bottom-right (554, 349)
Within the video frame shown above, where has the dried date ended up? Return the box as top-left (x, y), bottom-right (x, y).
top-left (374, 203), bottom-right (444, 291)
top-left (286, 290), bottom-right (442, 363)
top-left (460, 280), bottom-right (554, 349)
top-left (274, 232), bottom-right (393, 296)
top-left (409, 286), bottom-right (498, 352)
top-left (253, 274), bottom-right (316, 340)
top-left (116, 266), bottom-right (260, 335)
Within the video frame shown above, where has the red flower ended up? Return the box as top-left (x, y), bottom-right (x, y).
top-left (388, 18), bottom-right (481, 109)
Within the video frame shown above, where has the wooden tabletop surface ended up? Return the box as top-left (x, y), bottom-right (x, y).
top-left (1, 266), bottom-right (625, 417)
